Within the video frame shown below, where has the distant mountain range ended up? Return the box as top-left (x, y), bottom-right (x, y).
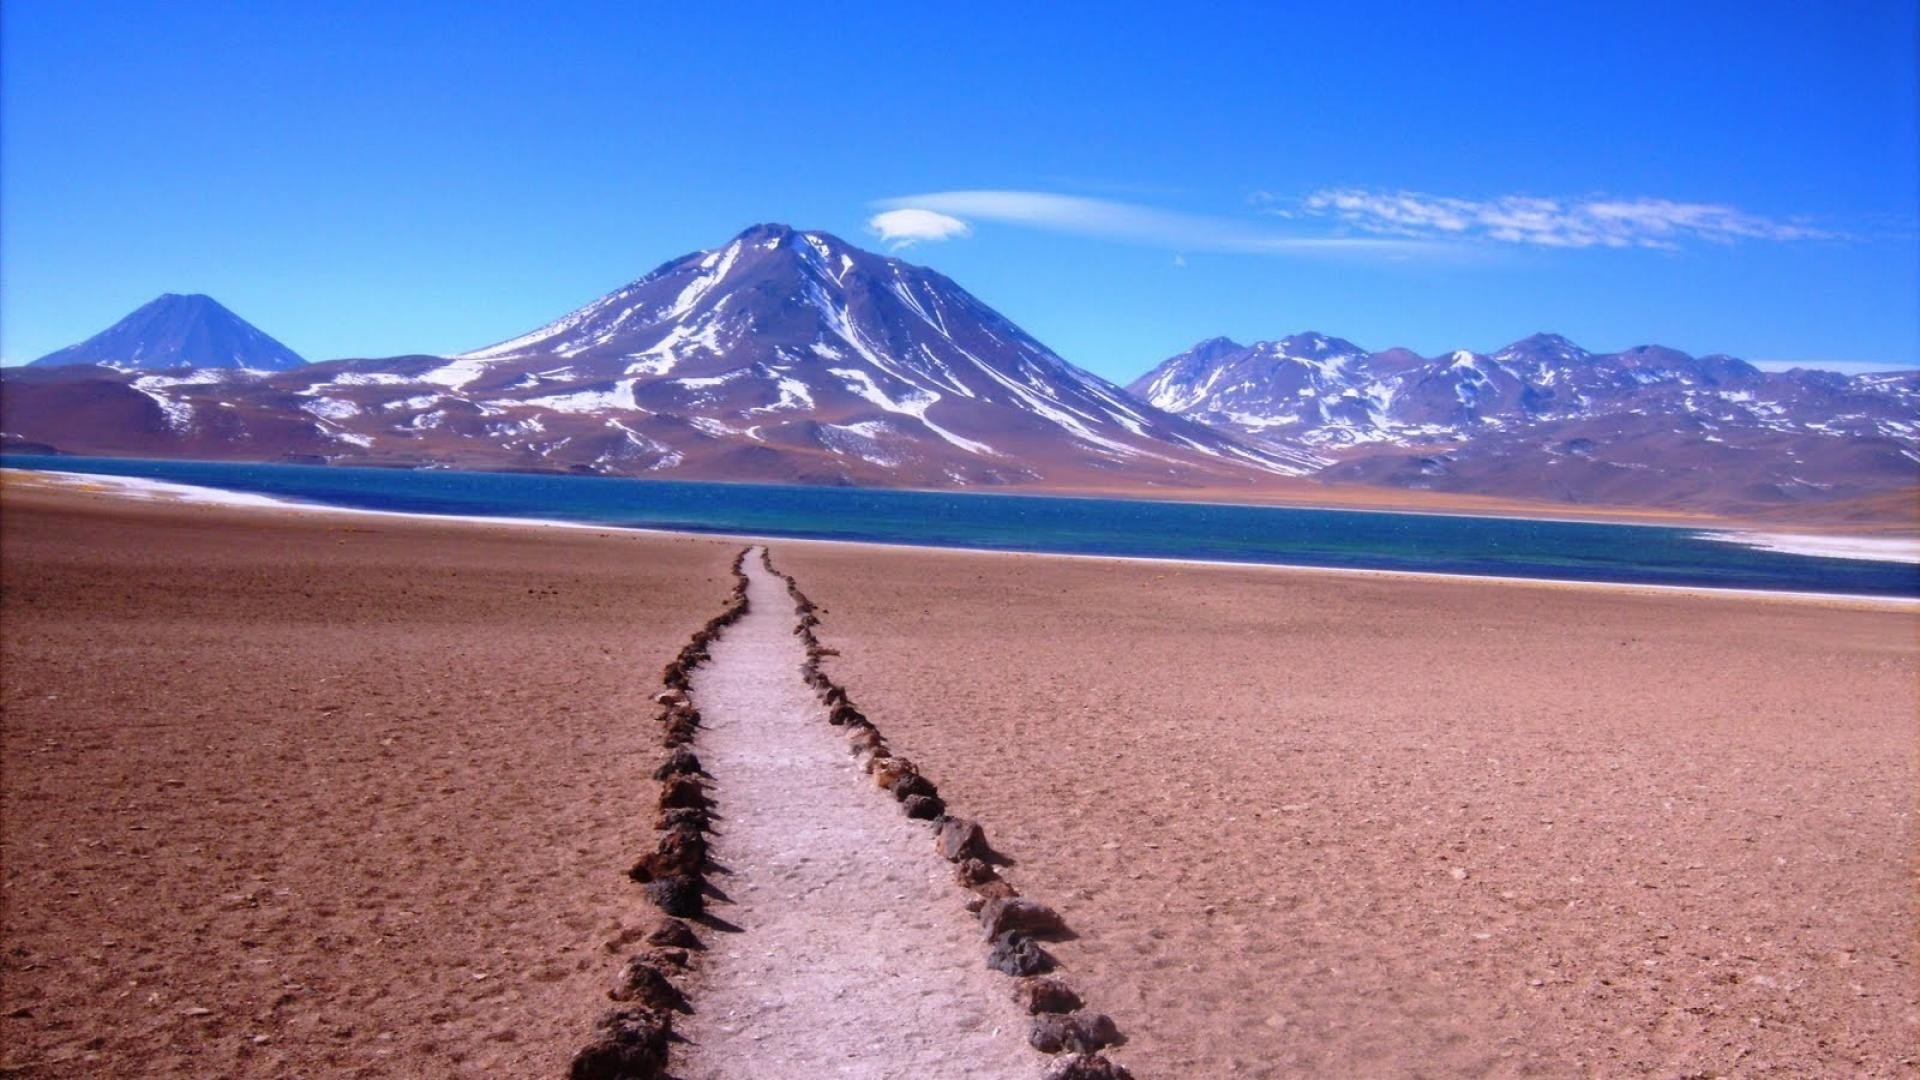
top-left (2, 227), bottom-right (1914, 521)
top-left (1130, 333), bottom-right (1918, 513)
top-left (30, 293), bottom-right (305, 371)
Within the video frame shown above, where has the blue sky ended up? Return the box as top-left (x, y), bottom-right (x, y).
top-left (3, 1), bottom-right (1915, 378)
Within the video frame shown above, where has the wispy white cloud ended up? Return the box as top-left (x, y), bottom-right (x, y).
top-left (867, 208), bottom-right (972, 248)
top-left (870, 190), bottom-right (1443, 258)
top-left (1280, 189), bottom-right (1833, 250)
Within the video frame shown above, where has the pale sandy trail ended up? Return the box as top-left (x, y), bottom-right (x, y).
top-left (675, 548), bottom-right (1036, 1079)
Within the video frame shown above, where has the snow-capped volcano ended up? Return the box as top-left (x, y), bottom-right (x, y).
top-left (417, 222), bottom-right (1294, 482)
top-left (30, 293), bottom-right (306, 372)
top-left (1, 225), bottom-right (1297, 488)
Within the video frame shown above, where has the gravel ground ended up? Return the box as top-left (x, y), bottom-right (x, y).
top-left (777, 539), bottom-right (1918, 1078)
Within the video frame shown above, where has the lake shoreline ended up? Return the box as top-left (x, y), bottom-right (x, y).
top-left (5, 465), bottom-right (1913, 606)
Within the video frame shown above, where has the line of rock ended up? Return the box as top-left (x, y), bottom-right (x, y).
top-left (567, 547), bottom-right (752, 1080)
top-left (763, 548), bottom-right (1136, 1080)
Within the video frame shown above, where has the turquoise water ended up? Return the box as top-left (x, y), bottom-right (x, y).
top-left (5, 455), bottom-right (1916, 597)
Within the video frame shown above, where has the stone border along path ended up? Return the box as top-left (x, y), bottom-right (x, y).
top-left (566, 546), bottom-right (1134, 1080)
top-left (567, 547), bottom-right (751, 1080)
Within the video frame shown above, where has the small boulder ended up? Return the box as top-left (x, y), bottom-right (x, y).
top-left (643, 875), bottom-right (702, 918)
top-left (972, 879), bottom-right (1020, 901)
top-left (870, 757), bottom-right (917, 789)
top-left (645, 919), bottom-right (702, 950)
top-left (650, 748), bottom-right (703, 780)
top-left (657, 776), bottom-right (707, 810)
top-left (652, 807), bottom-right (708, 833)
top-left (625, 847), bottom-right (702, 885)
top-left (954, 858), bottom-right (997, 887)
top-left (936, 818), bottom-right (989, 862)
top-left (1014, 977), bottom-right (1083, 1015)
top-left (891, 773), bottom-right (938, 802)
top-left (628, 827), bottom-right (704, 879)
top-left (568, 1007), bottom-right (670, 1080)
top-left (902, 794), bottom-right (945, 820)
top-left (980, 897), bottom-right (1066, 939)
top-left (608, 958), bottom-right (687, 1012)
top-left (1042, 1054), bottom-right (1135, 1080)
top-left (1028, 1012), bottom-right (1120, 1054)
top-left (986, 931), bottom-right (1055, 976)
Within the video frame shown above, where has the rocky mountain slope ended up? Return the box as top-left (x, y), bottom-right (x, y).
top-left (1131, 333), bottom-right (1919, 513)
top-left (30, 293), bottom-right (305, 371)
top-left (2, 227), bottom-right (1295, 488)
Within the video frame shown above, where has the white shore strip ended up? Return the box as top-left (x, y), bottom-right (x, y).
top-left (1698, 530), bottom-right (1920, 565)
top-left (0, 468), bottom-right (615, 533)
top-left (5, 467), bottom-right (1914, 607)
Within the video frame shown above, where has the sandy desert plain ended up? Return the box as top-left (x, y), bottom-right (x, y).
top-left (1, 473), bottom-right (1915, 1078)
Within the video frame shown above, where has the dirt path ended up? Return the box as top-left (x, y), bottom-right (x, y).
top-left (674, 548), bottom-right (1035, 1078)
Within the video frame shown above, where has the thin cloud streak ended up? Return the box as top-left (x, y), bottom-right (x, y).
top-left (870, 190), bottom-right (1449, 258)
top-left (1281, 189), bottom-right (1835, 250)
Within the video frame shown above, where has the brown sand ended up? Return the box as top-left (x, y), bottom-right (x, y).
top-left (776, 542), bottom-right (1919, 1077)
top-left (674, 549), bottom-right (1034, 1077)
top-left (5, 481), bottom-right (1915, 1077)
top-left (0, 487), bottom-right (735, 1075)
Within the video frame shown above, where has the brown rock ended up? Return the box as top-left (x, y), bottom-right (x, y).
top-left (647, 826), bottom-right (706, 874)
top-left (568, 1007), bottom-right (670, 1080)
top-left (1014, 977), bottom-right (1083, 1015)
top-left (625, 843), bottom-right (705, 884)
top-left (657, 775), bottom-right (707, 810)
top-left (645, 919), bottom-right (702, 950)
top-left (870, 757), bottom-right (917, 789)
top-left (652, 807), bottom-right (708, 833)
top-left (972, 879), bottom-right (1020, 901)
top-left (986, 931), bottom-right (1055, 976)
top-left (650, 747), bottom-right (703, 780)
top-left (981, 897), bottom-right (1066, 939)
top-left (642, 875), bottom-right (702, 918)
top-left (936, 818), bottom-right (990, 862)
top-left (609, 957), bottom-right (688, 1012)
top-left (890, 773), bottom-right (938, 801)
top-left (902, 794), bottom-right (945, 819)
top-left (954, 858), bottom-right (998, 886)
top-left (657, 703), bottom-right (700, 726)
top-left (1028, 1011), bottom-right (1120, 1053)
top-left (1042, 1054), bottom-right (1134, 1080)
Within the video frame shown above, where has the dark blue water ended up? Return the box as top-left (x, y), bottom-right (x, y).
top-left (6, 455), bottom-right (1916, 597)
